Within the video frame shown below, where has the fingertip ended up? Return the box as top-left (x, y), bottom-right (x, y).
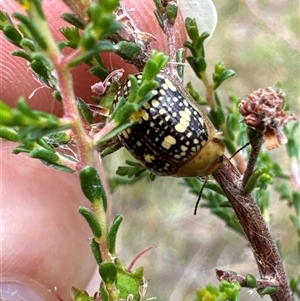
top-left (123, 0), bottom-right (186, 51)
top-left (0, 143), bottom-right (95, 300)
top-left (0, 279), bottom-right (58, 301)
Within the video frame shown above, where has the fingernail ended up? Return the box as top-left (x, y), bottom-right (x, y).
top-left (0, 278), bottom-right (57, 301)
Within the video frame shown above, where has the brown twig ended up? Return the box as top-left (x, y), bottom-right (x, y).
top-left (213, 159), bottom-right (292, 301)
top-left (242, 133), bottom-right (264, 188)
top-left (216, 269), bottom-right (279, 288)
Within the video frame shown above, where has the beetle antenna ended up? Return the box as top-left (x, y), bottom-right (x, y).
top-left (194, 177), bottom-right (209, 215)
top-left (228, 134), bottom-right (263, 160)
top-left (194, 135), bottom-right (262, 215)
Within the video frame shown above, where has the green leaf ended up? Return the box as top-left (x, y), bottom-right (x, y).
top-left (71, 287), bottom-right (94, 301)
top-left (243, 169), bottom-right (263, 194)
top-left (2, 24), bottom-right (22, 46)
top-left (116, 164), bottom-right (147, 178)
top-left (12, 50), bottom-right (32, 61)
top-left (115, 41), bottom-right (141, 61)
top-left (36, 137), bottom-right (54, 151)
top-left (125, 76), bottom-right (139, 103)
top-left (45, 131), bottom-right (72, 146)
top-left (153, 9), bottom-right (164, 30)
top-left (257, 286), bottom-right (278, 296)
top-left (89, 238), bottom-right (102, 265)
top-left (17, 98), bottom-right (39, 120)
top-left (79, 206), bottom-right (102, 238)
top-left (96, 121), bottom-right (132, 145)
top-left (0, 127), bottom-right (19, 142)
top-left (100, 285), bottom-right (109, 301)
top-left (20, 37), bottom-right (36, 51)
top-left (185, 17), bottom-right (200, 42)
top-left (115, 259), bottom-right (144, 300)
top-left (290, 215), bottom-right (300, 231)
top-left (88, 2), bottom-right (122, 39)
top-left (142, 51), bottom-right (169, 79)
top-left (29, 148), bottom-right (59, 163)
top-left (68, 40), bottom-right (115, 67)
top-left (214, 69), bottom-right (235, 89)
top-left (77, 97), bottom-right (93, 124)
top-left (30, 0), bottom-right (46, 20)
top-left (12, 143), bottom-right (33, 154)
top-left (79, 166), bottom-right (107, 207)
top-left (107, 215), bottom-right (123, 255)
top-left (100, 143), bottom-right (122, 158)
top-left (38, 159), bottom-right (74, 173)
top-left (80, 27), bottom-right (96, 49)
top-left (166, 2), bottom-right (178, 24)
top-left (245, 274), bottom-right (257, 288)
top-left (18, 125), bottom-right (70, 141)
top-left (112, 102), bottom-right (139, 124)
top-left (187, 56), bottom-right (207, 76)
top-left (186, 82), bottom-right (205, 104)
top-left (292, 191), bottom-right (300, 215)
top-left (61, 13), bottom-right (85, 29)
top-left (176, 48), bottom-right (185, 78)
top-left (13, 13), bottom-right (48, 50)
top-left (290, 275), bottom-right (300, 295)
top-left (99, 262), bottom-right (117, 285)
top-left (98, 0), bottom-right (120, 13)
top-left (0, 10), bottom-right (11, 25)
top-left (59, 26), bottom-right (80, 46)
top-left (30, 59), bottom-right (49, 82)
top-left (222, 137), bottom-right (236, 155)
top-left (153, 0), bottom-right (163, 11)
top-left (209, 105), bottom-right (225, 128)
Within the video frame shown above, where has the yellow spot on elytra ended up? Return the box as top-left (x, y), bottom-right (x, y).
top-left (144, 153), bottom-right (155, 163)
top-left (174, 109), bottom-right (191, 133)
top-left (201, 139), bottom-right (207, 147)
top-left (130, 110), bottom-right (148, 122)
top-left (136, 141), bottom-right (142, 147)
top-left (143, 102), bottom-right (151, 109)
top-left (175, 123), bottom-right (187, 133)
top-left (181, 145), bottom-right (188, 152)
top-left (122, 130), bottom-right (129, 139)
top-left (151, 99), bottom-right (160, 107)
top-left (164, 78), bottom-right (177, 92)
top-left (161, 135), bottom-right (176, 149)
top-left (159, 108), bottom-right (167, 116)
top-left (141, 110), bottom-right (149, 121)
top-left (161, 83), bottom-right (166, 88)
top-left (159, 89), bottom-right (166, 95)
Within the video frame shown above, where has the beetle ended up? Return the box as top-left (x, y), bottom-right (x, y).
top-left (114, 72), bottom-right (225, 178)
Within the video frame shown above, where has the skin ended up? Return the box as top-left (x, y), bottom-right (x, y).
top-left (0, 1), bottom-right (186, 300)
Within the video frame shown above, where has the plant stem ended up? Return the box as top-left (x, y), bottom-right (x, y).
top-left (242, 133), bottom-right (264, 188)
top-left (213, 160), bottom-right (292, 301)
top-left (55, 64), bottom-right (94, 168)
top-left (200, 70), bottom-right (215, 108)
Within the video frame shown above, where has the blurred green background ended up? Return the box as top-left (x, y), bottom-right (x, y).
top-left (103, 0), bottom-right (299, 300)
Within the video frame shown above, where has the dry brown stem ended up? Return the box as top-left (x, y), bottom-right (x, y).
top-left (213, 159), bottom-right (292, 300)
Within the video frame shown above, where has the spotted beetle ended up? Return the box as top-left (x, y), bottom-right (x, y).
top-left (114, 72), bottom-right (225, 177)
